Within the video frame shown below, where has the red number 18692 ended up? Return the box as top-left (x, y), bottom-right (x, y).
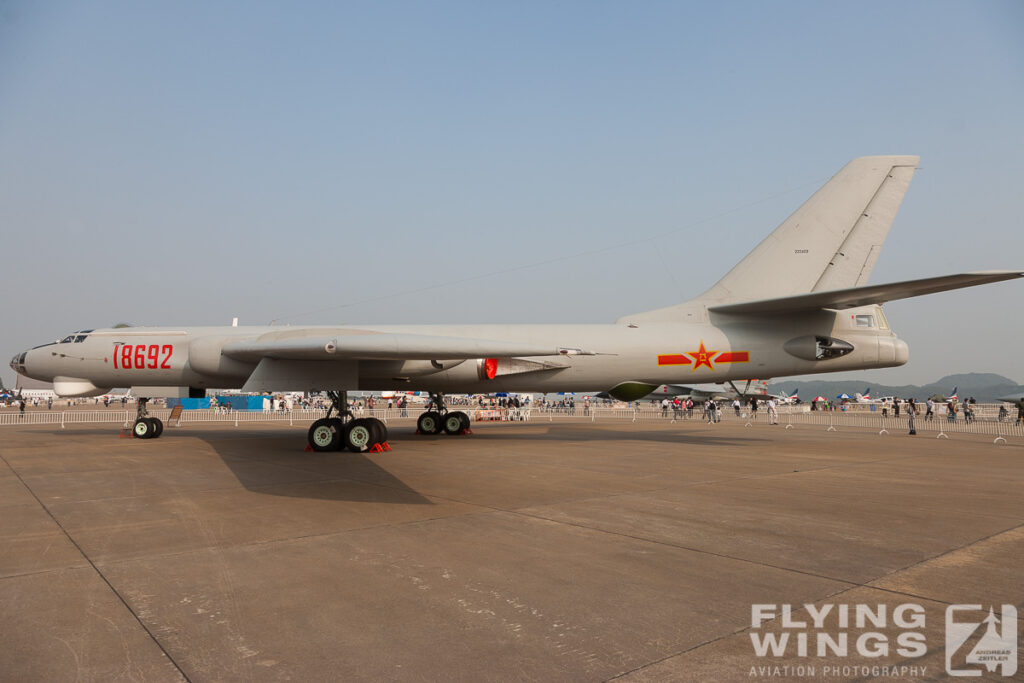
top-left (113, 344), bottom-right (173, 370)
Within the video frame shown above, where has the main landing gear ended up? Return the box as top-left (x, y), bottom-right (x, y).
top-left (417, 393), bottom-right (471, 436)
top-left (307, 390), bottom-right (389, 453)
top-left (131, 398), bottom-right (164, 439)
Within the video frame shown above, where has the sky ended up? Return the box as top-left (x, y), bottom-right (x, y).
top-left (2, 1), bottom-right (1023, 389)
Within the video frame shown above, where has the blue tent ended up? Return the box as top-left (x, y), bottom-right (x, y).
top-left (837, 393), bottom-right (852, 399)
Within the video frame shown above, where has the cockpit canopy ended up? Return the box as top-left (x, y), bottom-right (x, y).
top-left (58, 330), bottom-right (94, 344)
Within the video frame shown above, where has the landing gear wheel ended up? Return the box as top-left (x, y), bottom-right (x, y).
top-left (151, 418), bottom-right (164, 438)
top-left (345, 418), bottom-right (374, 452)
top-left (133, 418), bottom-right (154, 439)
top-left (417, 411), bottom-right (442, 435)
top-left (366, 417), bottom-right (388, 446)
top-left (308, 418), bottom-right (341, 452)
top-left (443, 412), bottom-right (468, 435)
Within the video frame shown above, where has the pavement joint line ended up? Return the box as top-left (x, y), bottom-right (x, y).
top-left (0, 452), bottom-right (193, 683)
top-left (603, 520), bottom-right (1024, 681)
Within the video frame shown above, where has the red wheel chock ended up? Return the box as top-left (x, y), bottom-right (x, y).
top-left (369, 442), bottom-right (392, 453)
top-left (303, 444), bottom-right (314, 452)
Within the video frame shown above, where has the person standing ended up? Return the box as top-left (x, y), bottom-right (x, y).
top-left (925, 398), bottom-right (934, 421)
top-left (733, 399), bottom-right (741, 417)
top-left (767, 398), bottom-right (778, 425)
top-left (907, 398), bottom-right (917, 435)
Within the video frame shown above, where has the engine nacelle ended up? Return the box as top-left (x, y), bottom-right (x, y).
top-left (360, 359), bottom-right (466, 382)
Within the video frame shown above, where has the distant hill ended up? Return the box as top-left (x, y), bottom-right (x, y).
top-left (769, 373), bottom-right (1024, 403)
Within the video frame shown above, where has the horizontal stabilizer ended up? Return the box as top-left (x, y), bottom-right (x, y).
top-left (224, 333), bottom-right (562, 362)
top-left (708, 271), bottom-right (1024, 315)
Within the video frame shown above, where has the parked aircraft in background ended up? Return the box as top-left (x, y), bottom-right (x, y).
top-left (776, 389), bottom-right (800, 405)
top-left (10, 156), bottom-right (1023, 451)
top-left (923, 386), bottom-right (959, 403)
top-left (854, 388), bottom-right (873, 402)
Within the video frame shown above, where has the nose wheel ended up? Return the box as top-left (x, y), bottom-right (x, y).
top-left (131, 399), bottom-right (164, 439)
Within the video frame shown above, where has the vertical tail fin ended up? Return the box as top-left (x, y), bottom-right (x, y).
top-left (699, 155), bottom-right (919, 304)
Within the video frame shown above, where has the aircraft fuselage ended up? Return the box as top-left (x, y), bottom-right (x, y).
top-left (11, 304), bottom-right (907, 398)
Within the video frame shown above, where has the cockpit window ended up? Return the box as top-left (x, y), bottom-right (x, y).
top-left (854, 315), bottom-right (874, 328)
top-left (59, 330), bottom-right (93, 343)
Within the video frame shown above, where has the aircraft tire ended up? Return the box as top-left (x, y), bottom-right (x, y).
top-left (308, 418), bottom-right (341, 452)
top-left (345, 418), bottom-right (373, 452)
top-left (328, 418), bottom-right (347, 451)
top-left (366, 418), bottom-right (387, 446)
top-left (152, 418), bottom-right (164, 438)
top-left (133, 418), bottom-right (153, 439)
top-left (417, 411), bottom-right (442, 435)
top-left (442, 412), bottom-right (466, 435)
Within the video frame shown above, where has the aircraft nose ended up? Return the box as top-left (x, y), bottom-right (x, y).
top-left (10, 351), bottom-right (28, 375)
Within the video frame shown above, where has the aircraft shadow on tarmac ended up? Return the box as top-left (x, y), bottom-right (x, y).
top-left (193, 433), bottom-right (435, 505)
top-left (189, 424), bottom-right (766, 503)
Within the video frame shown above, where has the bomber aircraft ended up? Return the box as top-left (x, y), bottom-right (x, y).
top-left (10, 155), bottom-right (1023, 451)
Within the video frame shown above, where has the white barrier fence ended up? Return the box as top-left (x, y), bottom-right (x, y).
top-left (1, 404), bottom-right (1021, 441)
top-left (564, 405), bottom-right (1024, 440)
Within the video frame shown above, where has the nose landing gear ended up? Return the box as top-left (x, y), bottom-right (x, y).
top-left (307, 391), bottom-right (389, 453)
top-left (131, 398), bottom-right (164, 439)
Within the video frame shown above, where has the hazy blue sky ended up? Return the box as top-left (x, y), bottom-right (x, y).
top-left (2, 1), bottom-right (1022, 388)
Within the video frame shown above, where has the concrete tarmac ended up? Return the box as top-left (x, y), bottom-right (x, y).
top-left (1, 420), bottom-right (1021, 682)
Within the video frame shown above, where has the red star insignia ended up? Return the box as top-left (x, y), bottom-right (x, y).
top-left (686, 341), bottom-right (718, 371)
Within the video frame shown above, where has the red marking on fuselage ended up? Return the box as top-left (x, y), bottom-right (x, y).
top-left (657, 354), bottom-right (692, 366)
top-left (714, 351), bottom-right (749, 363)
